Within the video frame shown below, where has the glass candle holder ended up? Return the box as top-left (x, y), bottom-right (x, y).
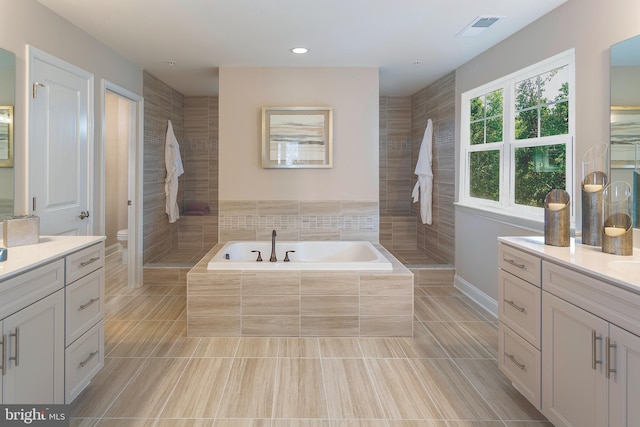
top-left (544, 189), bottom-right (570, 247)
top-left (602, 181), bottom-right (633, 255)
top-left (634, 144), bottom-right (639, 228)
top-left (581, 143), bottom-right (609, 246)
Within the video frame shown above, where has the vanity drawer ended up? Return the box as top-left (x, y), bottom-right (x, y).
top-left (499, 269), bottom-right (541, 349)
top-left (499, 243), bottom-right (541, 286)
top-left (542, 261), bottom-right (640, 337)
top-left (65, 268), bottom-right (104, 344)
top-left (65, 321), bottom-right (104, 403)
top-left (498, 322), bottom-right (541, 410)
top-left (0, 259), bottom-right (65, 320)
top-left (65, 243), bottom-right (104, 285)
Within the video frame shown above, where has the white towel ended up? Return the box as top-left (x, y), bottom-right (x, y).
top-left (411, 118), bottom-right (433, 225)
top-left (164, 120), bottom-right (184, 223)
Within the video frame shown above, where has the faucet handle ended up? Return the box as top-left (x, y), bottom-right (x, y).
top-left (284, 250), bottom-right (295, 262)
top-left (251, 250), bottom-right (263, 262)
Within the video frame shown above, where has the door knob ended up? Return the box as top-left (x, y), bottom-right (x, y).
top-left (79, 211), bottom-right (90, 220)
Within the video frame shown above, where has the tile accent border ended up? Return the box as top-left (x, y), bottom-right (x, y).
top-left (219, 200), bottom-right (379, 242)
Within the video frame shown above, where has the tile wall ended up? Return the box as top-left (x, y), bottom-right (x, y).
top-left (379, 72), bottom-right (456, 264)
top-left (218, 200), bottom-right (379, 243)
top-left (143, 71), bottom-right (455, 264)
top-left (379, 96), bottom-right (416, 251)
top-left (143, 73), bottom-right (219, 263)
top-left (412, 72), bottom-right (455, 264)
top-left (180, 96), bottom-right (218, 250)
top-left (142, 71), bottom-right (185, 264)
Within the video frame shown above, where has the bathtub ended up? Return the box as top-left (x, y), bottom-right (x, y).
top-left (207, 240), bottom-right (393, 271)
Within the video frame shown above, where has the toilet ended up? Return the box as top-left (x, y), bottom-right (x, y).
top-left (117, 229), bottom-right (128, 264)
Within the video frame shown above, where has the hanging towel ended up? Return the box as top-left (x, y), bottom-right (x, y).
top-left (411, 118), bottom-right (433, 225)
top-left (164, 120), bottom-right (184, 223)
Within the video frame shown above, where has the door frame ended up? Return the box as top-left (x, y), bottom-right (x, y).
top-left (100, 80), bottom-right (144, 288)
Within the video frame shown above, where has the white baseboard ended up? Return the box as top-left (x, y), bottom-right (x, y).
top-left (454, 274), bottom-right (498, 319)
top-left (105, 243), bottom-right (122, 257)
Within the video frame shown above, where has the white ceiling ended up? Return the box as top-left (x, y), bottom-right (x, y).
top-left (38, 0), bottom-right (567, 96)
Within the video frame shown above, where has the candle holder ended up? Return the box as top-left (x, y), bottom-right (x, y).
top-left (634, 144), bottom-right (639, 228)
top-left (544, 189), bottom-right (570, 247)
top-left (602, 181), bottom-right (633, 256)
top-left (581, 143), bottom-right (609, 246)
top-left (634, 167), bottom-right (639, 228)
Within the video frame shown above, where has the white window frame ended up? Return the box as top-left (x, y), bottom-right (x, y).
top-left (459, 49), bottom-right (576, 223)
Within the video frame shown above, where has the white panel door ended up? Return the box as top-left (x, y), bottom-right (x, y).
top-left (609, 324), bottom-right (640, 427)
top-left (29, 47), bottom-right (93, 235)
top-left (2, 289), bottom-right (65, 404)
top-left (542, 292), bottom-right (609, 427)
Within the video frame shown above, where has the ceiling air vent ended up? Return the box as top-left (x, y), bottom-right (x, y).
top-left (456, 16), bottom-right (503, 38)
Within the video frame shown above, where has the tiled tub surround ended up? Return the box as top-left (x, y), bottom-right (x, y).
top-left (187, 243), bottom-right (413, 337)
top-left (219, 200), bottom-right (379, 243)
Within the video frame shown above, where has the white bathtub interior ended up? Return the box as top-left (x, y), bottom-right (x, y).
top-left (207, 240), bottom-right (393, 270)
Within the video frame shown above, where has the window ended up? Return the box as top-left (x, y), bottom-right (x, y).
top-left (460, 50), bottom-right (575, 220)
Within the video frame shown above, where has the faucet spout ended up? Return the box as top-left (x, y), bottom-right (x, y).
top-left (270, 229), bottom-right (277, 262)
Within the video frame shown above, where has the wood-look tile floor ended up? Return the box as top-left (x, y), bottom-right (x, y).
top-left (70, 253), bottom-right (552, 427)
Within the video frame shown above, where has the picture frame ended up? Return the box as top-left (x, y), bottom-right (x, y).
top-left (0, 106), bottom-right (13, 167)
top-left (262, 106), bottom-right (333, 168)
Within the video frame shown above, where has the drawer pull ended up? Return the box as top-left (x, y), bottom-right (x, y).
top-left (606, 337), bottom-right (616, 379)
top-left (504, 299), bottom-right (526, 313)
top-left (505, 352), bottom-right (526, 370)
top-left (79, 297), bottom-right (100, 310)
top-left (592, 330), bottom-right (602, 370)
top-left (9, 328), bottom-right (19, 367)
top-left (504, 257), bottom-right (526, 269)
top-left (80, 257), bottom-right (100, 267)
top-left (1, 335), bottom-right (5, 376)
top-left (79, 350), bottom-right (99, 368)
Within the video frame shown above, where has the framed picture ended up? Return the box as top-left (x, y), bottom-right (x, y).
top-left (262, 106), bottom-right (333, 168)
top-left (0, 106), bottom-right (13, 167)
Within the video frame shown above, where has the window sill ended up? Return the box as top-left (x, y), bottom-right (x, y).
top-left (454, 202), bottom-right (577, 235)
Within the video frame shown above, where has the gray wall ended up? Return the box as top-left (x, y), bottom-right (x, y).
top-left (455, 0), bottom-right (640, 306)
top-left (0, 0), bottom-right (142, 227)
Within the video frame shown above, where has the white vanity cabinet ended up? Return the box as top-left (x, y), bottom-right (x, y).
top-left (0, 236), bottom-right (105, 404)
top-left (63, 242), bottom-right (105, 403)
top-left (497, 243), bottom-right (542, 409)
top-left (498, 236), bottom-right (640, 427)
top-left (542, 260), bottom-right (640, 427)
top-left (0, 261), bottom-right (65, 404)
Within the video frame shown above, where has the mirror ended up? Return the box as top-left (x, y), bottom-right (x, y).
top-left (610, 34), bottom-right (640, 228)
top-left (0, 47), bottom-right (15, 220)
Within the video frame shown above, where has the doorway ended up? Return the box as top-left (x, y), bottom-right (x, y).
top-left (102, 81), bottom-right (143, 288)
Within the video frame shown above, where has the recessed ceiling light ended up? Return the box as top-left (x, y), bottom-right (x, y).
top-left (290, 47), bottom-right (309, 55)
